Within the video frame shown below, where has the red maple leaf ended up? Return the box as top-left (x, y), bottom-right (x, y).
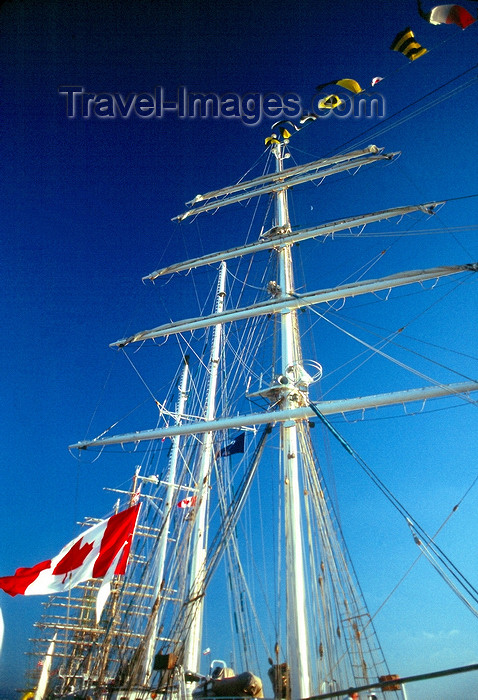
top-left (52, 538), bottom-right (94, 579)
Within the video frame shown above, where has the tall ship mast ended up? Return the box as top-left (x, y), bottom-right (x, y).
top-left (14, 125), bottom-right (478, 700)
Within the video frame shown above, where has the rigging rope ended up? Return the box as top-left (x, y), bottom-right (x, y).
top-left (323, 270), bottom-right (478, 383)
top-left (306, 297), bottom-right (478, 405)
top-left (318, 63), bottom-right (478, 160)
top-left (373, 465), bottom-right (478, 621)
top-left (308, 403), bottom-right (478, 618)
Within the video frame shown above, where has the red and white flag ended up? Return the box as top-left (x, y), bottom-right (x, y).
top-left (0, 504), bottom-right (140, 599)
top-left (177, 496), bottom-right (197, 509)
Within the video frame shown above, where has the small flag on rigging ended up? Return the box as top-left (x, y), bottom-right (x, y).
top-left (216, 432), bottom-right (245, 458)
top-left (390, 27), bottom-right (427, 60)
top-left (177, 496), bottom-right (197, 509)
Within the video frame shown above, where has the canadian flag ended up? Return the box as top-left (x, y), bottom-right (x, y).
top-left (0, 504), bottom-right (140, 599)
top-left (177, 496), bottom-right (197, 509)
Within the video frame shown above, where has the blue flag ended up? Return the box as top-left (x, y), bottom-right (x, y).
top-left (218, 432), bottom-right (245, 457)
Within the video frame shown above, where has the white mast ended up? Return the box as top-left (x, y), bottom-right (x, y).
top-left (144, 356), bottom-right (190, 682)
top-left (273, 141), bottom-right (311, 699)
top-left (33, 633), bottom-right (57, 700)
top-left (183, 261), bottom-right (227, 676)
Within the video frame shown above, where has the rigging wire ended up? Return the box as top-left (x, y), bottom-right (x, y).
top-left (295, 422), bottom-right (393, 687)
top-left (306, 295), bottom-right (478, 406)
top-left (372, 466), bottom-right (478, 622)
top-left (314, 62), bottom-right (478, 160)
top-left (322, 272), bottom-right (478, 387)
top-left (348, 78), bottom-right (476, 150)
top-left (308, 404), bottom-right (478, 618)
top-left (337, 274), bottom-right (477, 393)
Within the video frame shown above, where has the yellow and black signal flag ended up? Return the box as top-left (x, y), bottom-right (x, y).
top-left (315, 79), bottom-right (363, 94)
top-left (317, 95), bottom-right (344, 110)
top-left (390, 27), bottom-right (427, 60)
top-left (314, 79), bottom-right (363, 111)
top-left (265, 120), bottom-right (300, 146)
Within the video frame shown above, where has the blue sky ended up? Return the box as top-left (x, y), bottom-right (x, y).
top-left (0, 1), bottom-right (477, 698)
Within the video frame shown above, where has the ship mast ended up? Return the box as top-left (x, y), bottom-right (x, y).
top-left (144, 355), bottom-right (190, 682)
top-left (66, 141), bottom-right (478, 698)
top-left (273, 142), bottom-right (311, 699)
top-left (183, 261), bottom-right (227, 676)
